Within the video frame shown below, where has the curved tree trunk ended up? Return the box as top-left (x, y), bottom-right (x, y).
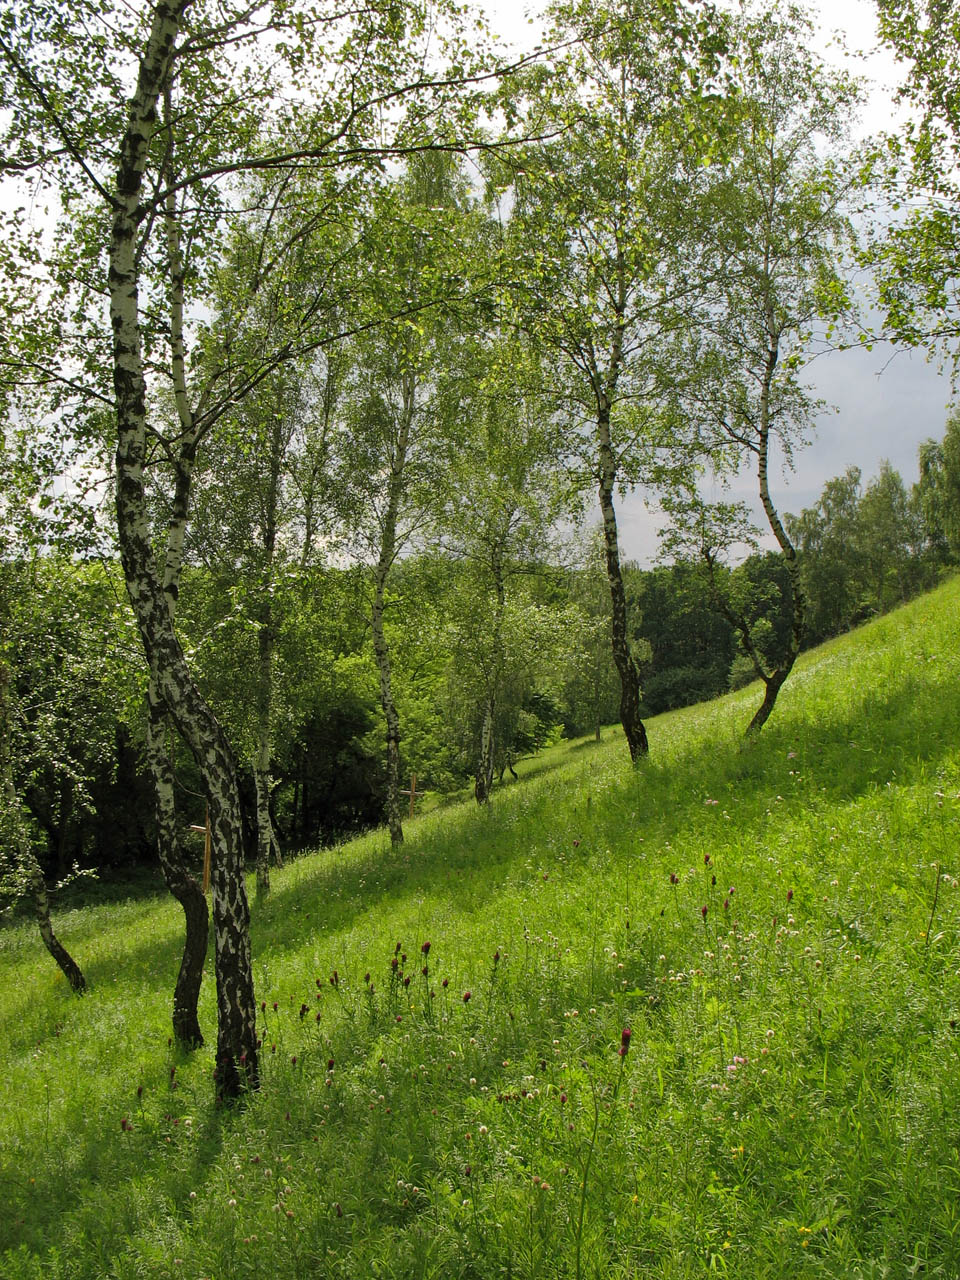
top-left (110, 2), bottom-right (257, 1098)
top-left (743, 325), bottom-right (804, 737)
top-left (1, 665), bottom-right (85, 993)
top-left (28, 845), bottom-right (86, 993)
top-left (145, 689), bottom-right (207, 1047)
top-left (597, 401), bottom-right (648, 761)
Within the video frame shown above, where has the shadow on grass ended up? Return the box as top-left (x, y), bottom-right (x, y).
top-left (18, 635), bottom-right (960, 1057)
top-left (4, 616), bottom-right (959, 1267)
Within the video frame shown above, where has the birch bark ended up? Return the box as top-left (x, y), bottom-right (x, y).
top-left (110, 0), bottom-right (257, 1096)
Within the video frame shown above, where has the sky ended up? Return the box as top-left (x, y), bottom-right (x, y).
top-left (480, 0), bottom-right (958, 563)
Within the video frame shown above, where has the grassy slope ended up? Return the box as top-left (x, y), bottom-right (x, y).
top-left (2, 577), bottom-right (960, 1279)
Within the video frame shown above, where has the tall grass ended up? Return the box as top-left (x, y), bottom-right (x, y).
top-left (2, 576), bottom-right (960, 1278)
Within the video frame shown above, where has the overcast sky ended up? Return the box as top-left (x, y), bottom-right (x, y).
top-left (481, 0), bottom-right (958, 562)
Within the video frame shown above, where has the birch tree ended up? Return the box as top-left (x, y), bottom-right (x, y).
top-left (1, 0), bottom-right (515, 1096)
top-left (337, 154), bottom-right (486, 841)
top-left (498, 0), bottom-right (729, 762)
top-left (659, 4), bottom-right (866, 734)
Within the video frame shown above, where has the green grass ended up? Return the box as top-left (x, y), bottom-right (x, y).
top-left (3, 577), bottom-right (960, 1278)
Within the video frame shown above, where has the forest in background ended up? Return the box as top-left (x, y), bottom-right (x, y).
top-left (5, 408), bottom-right (959, 886)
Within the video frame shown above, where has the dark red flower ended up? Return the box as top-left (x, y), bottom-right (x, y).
top-left (421, 941), bottom-right (431, 955)
top-left (463, 991), bottom-right (472, 1003)
top-left (670, 872), bottom-right (678, 885)
top-left (787, 888), bottom-right (793, 902)
top-left (619, 1027), bottom-right (632, 1058)
top-left (701, 905), bottom-right (708, 920)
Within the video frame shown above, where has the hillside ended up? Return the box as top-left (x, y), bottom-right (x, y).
top-left (2, 576), bottom-right (960, 1279)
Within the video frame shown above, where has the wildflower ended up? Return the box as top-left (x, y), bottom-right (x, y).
top-left (442, 978), bottom-right (449, 988)
top-left (493, 949), bottom-right (500, 964)
top-left (364, 972), bottom-right (370, 984)
top-left (260, 1001), bottom-right (266, 1013)
top-left (670, 872), bottom-right (678, 884)
top-left (335, 1203), bottom-right (343, 1218)
top-left (619, 1027), bottom-right (632, 1058)
top-left (395, 942), bottom-right (402, 954)
top-left (723, 898), bottom-right (730, 911)
top-left (787, 888), bottom-right (793, 902)
top-left (463, 991), bottom-right (472, 1003)
top-left (704, 853), bottom-right (711, 864)
top-left (120, 1117), bottom-right (129, 1131)
top-left (421, 941), bottom-right (431, 956)
top-left (330, 970), bottom-right (339, 988)
top-left (701, 905), bottom-right (708, 920)
top-left (327, 1058), bottom-right (335, 1071)
top-left (272, 1001), bottom-right (278, 1011)
top-left (291, 1056), bottom-right (297, 1066)
top-left (299, 1003), bottom-right (308, 1019)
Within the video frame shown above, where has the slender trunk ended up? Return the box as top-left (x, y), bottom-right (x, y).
top-left (1, 665), bottom-right (85, 993)
top-left (745, 327), bottom-right (804, 737)
top-left (55, 775), bottom-right (73, 881)
top-left (475, 541), bottom-right (506, 804)
top-left (597, 402), bottom-right (648, 761)
top-left (254, 409), bottom-right (284, 896)
top-left (745, 669), bottom-right (786, 736)
top-left (145, 688), bottom-right (207, 1046)
top-left (474, 698), bottom-right (495, 803)
top-left (28, 839), bottom-right (86, 993)
top-left (110, 2), bottom-right (257, 1097)
top-left (372, 561), bottom-right (404, 844)
top-left (370, 370), bottom-right (413, 845)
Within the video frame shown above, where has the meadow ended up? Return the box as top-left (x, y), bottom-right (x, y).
top-left (2, 576), bottom-right (960, 1279)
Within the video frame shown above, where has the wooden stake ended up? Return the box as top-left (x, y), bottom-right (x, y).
top-left (189, 810), bottom-right (211, 893)
top-left (399, 773), bottom-right (418, 819)
top-left (202, 806), bottom-right (211, 895)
